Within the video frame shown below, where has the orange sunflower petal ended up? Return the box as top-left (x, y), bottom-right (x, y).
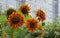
top-left (36, 9), bottom-right (46, 21)
top-left (19, 3), bottom-right (30, 15)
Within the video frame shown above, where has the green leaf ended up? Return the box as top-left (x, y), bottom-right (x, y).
top-left (22, 14), bottom-right (32, 21)
top-left (25, 15), bottom-right (32, 20)
top-left (24, 36), bottom-right (29, 38)
top-left (42, 22), bottom-right (45, 26)
top-left (0, 15), bottom-right (7, 23)
top-left (6, 28), bottom-right (13, 34)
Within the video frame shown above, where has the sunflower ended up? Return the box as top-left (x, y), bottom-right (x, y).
top-left (26, 18), bottom-right (38, 32)
top-left (19, 3), bottom-right (30, 15)
top-left (6, 8), bottom-right (16, 19)
top-left (8, 12), bottom-right (24, 29)
top-left (36, 9), bottom-right (46, 21)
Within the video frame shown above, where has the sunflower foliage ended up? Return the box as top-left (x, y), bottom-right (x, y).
top-left (43, 14), bottom-right (60, 38)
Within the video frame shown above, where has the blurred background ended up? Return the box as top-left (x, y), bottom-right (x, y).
top-left (0, 0), bottom-right (59, 22)
top-left (0, 0), bottom-right (60, 38)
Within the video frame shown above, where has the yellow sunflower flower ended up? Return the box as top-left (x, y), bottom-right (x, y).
top-left (36, 9), bottom-right (46, 21)
top-left (8, 12), bottom-right (24, 29)
top-left (26, 18), bottom-right (38, 32)
top-left (19, 3), bottom-right (30, 15)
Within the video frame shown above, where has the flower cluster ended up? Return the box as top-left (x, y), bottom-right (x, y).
top-left (6, 3), bottom-right (46, 37)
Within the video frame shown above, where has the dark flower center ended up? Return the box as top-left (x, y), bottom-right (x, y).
top-left (22, 8), bottom-right (27, 14)
top-left (11, 16), bottom-right (20, 24)
top-left (30, 22), bottom-right (35, 28)
top-left (40, 13), bottom-right (43, 18)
